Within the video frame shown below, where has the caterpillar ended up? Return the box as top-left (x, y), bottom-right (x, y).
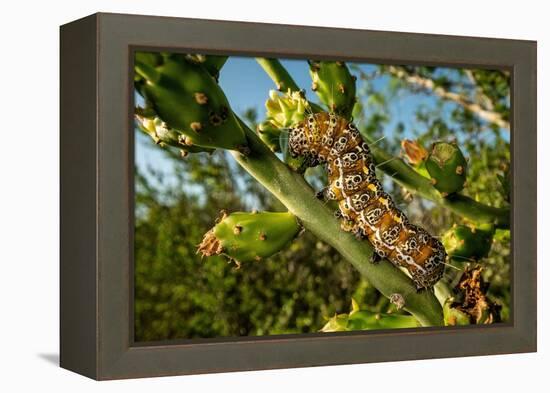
top-left (288, 112), bottom-right (446, 290)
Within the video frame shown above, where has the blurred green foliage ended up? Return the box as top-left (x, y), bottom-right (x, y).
top-left (134, 146), bottom-right (393, 341)
top-left (135, 61), bottom-right (511, 341)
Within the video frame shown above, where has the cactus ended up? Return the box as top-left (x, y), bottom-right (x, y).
top-left (136, 54), bottom-right (512, 328)
top-left (197, 211), bottom-right (301, 266)
top-left (443, 266), bottom-right (501, 325)
top-left (256, 120), bottom-right (282, 152)
top-left (308, 60), bottom-right (356, 119)
top-left (263, 90), bottom-right (311, 171)
top-left (135, 113), bottom-right (214, 155)
top-left (321, 299), bottom-right (420, 332)
top-left (134, 52), bottom-right (248, 153)
top-left (442, 223), bottom-right (495, 262)
top-left (185, 54), bottom-right (228, 81)
top-left (425, 141), bottom-right (468, 195)
top-left (265, 90), bottom-right (310, 129)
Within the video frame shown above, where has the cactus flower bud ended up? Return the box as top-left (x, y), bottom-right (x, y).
top-left (401, 139), bottom-right (428, 166)
top-left (197, 211), bottom-right (301, 266)
top-left (442, 223), bottom-right (494, 262)
top-left (425, 142), bottom-right (468, 195)
top-left (265, 89), bottom-right (310, 129)
top-left (308, 61), bottom-right (356, 119)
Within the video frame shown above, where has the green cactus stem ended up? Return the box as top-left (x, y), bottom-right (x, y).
top-left (308, 60), bottom-right (357, 119)
top-left (442, 223), bottom-right (495, 262)
top-left (134, 53), bottom-right (248, 153)
top-left (443, 266), bottom-right (501, 325)
top-left (256, 58), bottom-right (301, 92)
top-left (257, 59), bottom-right (509, 228)
top-left (425, 141), bottom-right (468, 195)
top-left (185, 54), bottom-right (228, 81)
top-left (198, 211), bottom-right (301, 266)
top-left (135, 113), bottom-right (214, 155)
top-left (230, 123), bottom-right (443, 326)
top-left (321, 299), bottom-right (420, 332)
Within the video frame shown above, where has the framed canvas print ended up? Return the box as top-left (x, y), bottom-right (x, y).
top-left (60, 12), bottom-right (537, 380)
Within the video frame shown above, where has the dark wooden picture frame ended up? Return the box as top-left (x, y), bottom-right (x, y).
top-left (60, 12), bottom-right (537, 380)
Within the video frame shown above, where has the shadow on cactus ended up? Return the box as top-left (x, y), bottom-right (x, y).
top-left (133, 50), bottom-right (511, 341)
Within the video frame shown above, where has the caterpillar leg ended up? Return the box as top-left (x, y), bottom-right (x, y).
top-left (315, 188), bottom-right (327, 200)
top-left (340, 219), bottom-right (355, 233)
top-left (353, 226), bottom-right (367, 240)
top-left (371, 252), bottom-right (383, 264)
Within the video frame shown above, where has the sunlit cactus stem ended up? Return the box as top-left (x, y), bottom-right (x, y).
top-left (425, 141), bottom-right (468, 196)
top-left (198, 211), bottom-right (301, 266)
top-left (321, 299), bottom-right (420, 332)
top-left (135, 113), bottom-right (215, 155)
top-left (134, 52), bottom-right (249, 153)
top-left (185, 54), bottom-right (228, 81)
top-left (256, 58), bottom-right (301, 92)
top-left (308, 60), bottom-right (357, 119)
top-left (442, 223), bottom-right (495, 262)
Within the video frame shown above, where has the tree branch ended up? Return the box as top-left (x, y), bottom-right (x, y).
top-left (385, 66), bottom-right (510, 129)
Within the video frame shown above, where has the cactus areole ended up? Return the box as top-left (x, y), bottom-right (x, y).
top-left (198, 211), bottom-right (301, 266)
top-left (288, 112), bottom-right (447, 290)
top-left (425, 142), bottom-right (468, 195)
top-left (134, 53), bottom-right (249, 153)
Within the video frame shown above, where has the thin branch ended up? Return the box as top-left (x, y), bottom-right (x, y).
top-left (386, 66), bottom-right (509, 129)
